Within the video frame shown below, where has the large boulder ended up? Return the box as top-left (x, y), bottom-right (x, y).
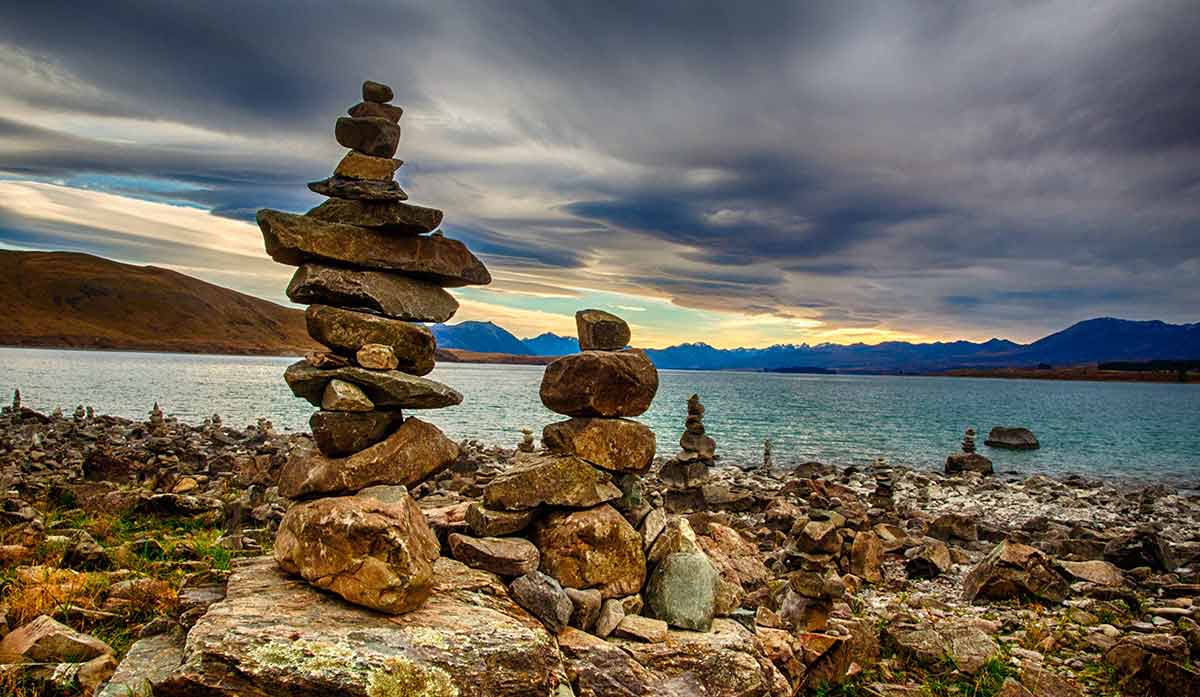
top-left (542, 417), bottom-right (657, 473)
top-left (985, 426), bottom-right (1040, 450)
top-left (157, 557), bottom-right (566, 696)
top-left (884, 622), bottom-right (1001, 675)
top-left (305, 199), bottom-right (443, 234)
top-left (308, 410), bottom-right (403, 457)
top-left (97, 633), bottom-right (184, 697)
top-left (559, 622), bottom-right (789, 697)
top-left (258, 210), bottom-right (491, 287)
top-left (288, 263), bottom-right (458, 322)
top-left (540, 349), bottom-right (659, 417)
top-left (1103, 527), bottom-right (1176, 572)
top-left (533, 504), bottom-right (646, 599)
top-left (273, 488), bottom-right (439, 614)
top-left (962, 540), bottom-right (1070, 604)
top-left (285, 360), bottom-right (461, 409)
top-left (483, 454), bottom-right (621, 510)
top-left (575, 309), bottom-right (631, 351)
top-left (645, 551), bottom-right (719, 631)
top-left (509, 571), bottom-right (573, 633)
top-left (306, 304), bottom-right (435, 374)
top-left (279, 417), bottom-right (459, 498)
top-left (945, 452), bottom-right (994, 475)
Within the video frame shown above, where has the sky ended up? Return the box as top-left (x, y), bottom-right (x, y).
top-left (0, 1), bottom-right (1197, 349)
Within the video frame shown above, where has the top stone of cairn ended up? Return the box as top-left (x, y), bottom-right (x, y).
top-left (576, 309), bottom-right (631, 351)
top-left (362, 80), bottom-right (394, 103)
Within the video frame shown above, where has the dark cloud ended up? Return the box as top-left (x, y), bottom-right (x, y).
top-left (0, 0), bottom-right (1197, 341)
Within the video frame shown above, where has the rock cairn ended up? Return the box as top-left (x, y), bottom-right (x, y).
top-left (946, 426), bottom-right (993, 475)
top-left (256, 80), bottom-right (491, 614)
top-left (446, 310), bottom-right (723, 638)
top-left (659, 394), bottom-right (716, 493)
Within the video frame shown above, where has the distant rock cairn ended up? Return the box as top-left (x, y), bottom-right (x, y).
top-left (255, 80), bottom-right (491, 614)
top-left (945, 426), bottom-right (993, 476)
top-left (659, 394), bottom-right (717, 490)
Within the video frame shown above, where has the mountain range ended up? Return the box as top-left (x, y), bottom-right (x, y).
top-left (3, 250), bottom-right (1197, 372)
top-left (432, 318), bottom-right (1200, 372)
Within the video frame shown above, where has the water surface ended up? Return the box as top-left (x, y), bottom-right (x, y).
top-left (3, 348), bottom-right (1197, 486)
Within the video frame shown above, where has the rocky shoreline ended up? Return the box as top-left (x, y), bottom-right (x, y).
top-left (0, 396), bottom-right (1197, 696)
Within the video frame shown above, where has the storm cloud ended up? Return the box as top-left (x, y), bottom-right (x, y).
top-left (0, 0), bottom-right (1197, 344)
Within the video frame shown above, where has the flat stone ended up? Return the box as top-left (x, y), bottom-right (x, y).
top-left (306, 304), bottom-right (435, 375)
top-left (646, 551), bottom-right (718, 631)
top-left (309, 410), bottom-right (402, 457)
top-left (288, 263), bottom-right (458, 322)
top-left (963, 540), bottom-right (1070, 604)
top-left (448, 534), bottom-right (540, 578)
top-left (362, 80), bottom-right (394, 103)
top-left (466, 502), bottom-right (537, 536)
top-left (306, 198), bottom-right (444, 235)
top-left (356, 343), bottom-right (398, 370)
top-left (259, 210), bottom-right (490, 287)
top-left (540, 349), bottom-right (659, 417)
top-left (157, 556), bottom-right (565, 696)
top-left (483, 453), bottom-right (620, 510)
top-left (509, 571), bottom-right (572, 634)
top-left (575, 309), bottom-right (631, 350)
top-left (307, 175), bottom-right (408, 201)
top-left (96, 633), bottom-right (183, 697)
top-left (542, 417), bottom-right (656, 473)
top-left (1058, 560), bottom-right (1124, 587)
top-left (533, 504), bottom-right (646, 599)
top-left (613, 615), bottom-right (669, 643)
top-left (0, 614), bottom-right (113, 662)
top-left (274, 488), bottom-right (439, 614)
top-left (560, 621), bottom-right (788, 696)
top-left (348, 100), bottom-right (404, 123)
top-left (284, 360), bottom-right (462, 409)
top-left (593, 598), bottom-right (625, 638)
top-left (565, 587), bottom-right (603, 631)
top-left (321, 379), bottom-right (374, 411)
top-left (885, 623), bottom-right (1001, 675)
top-left (335, 116), bottom-right (401, 157)
top-left (333, 151), bottom-right (402, 181)
top-left (279, 416), bottom-right (459, 498)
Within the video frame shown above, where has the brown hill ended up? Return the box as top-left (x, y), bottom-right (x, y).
top-left (0, 250), bottom-right (320, 355)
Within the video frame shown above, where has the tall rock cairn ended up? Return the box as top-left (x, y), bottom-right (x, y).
top-left (453, 310), bottom-right (665, 636)
top-left (256, 80), bottom-right (491, 614)
top-left (659, 394), bottom-right (716, 491)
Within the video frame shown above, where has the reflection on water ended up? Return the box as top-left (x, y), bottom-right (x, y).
top-left (3, 348), bottom-right (1198, 485)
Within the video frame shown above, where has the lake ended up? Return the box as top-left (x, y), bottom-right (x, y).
top-left (2, 347), bottom-right (1197, 487)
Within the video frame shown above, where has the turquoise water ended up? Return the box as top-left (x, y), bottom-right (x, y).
top-left (2, 348), bottom-right (1198, 486)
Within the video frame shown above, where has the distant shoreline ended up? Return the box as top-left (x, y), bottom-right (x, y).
top-left (2, 343), bottom-right (1196, 383)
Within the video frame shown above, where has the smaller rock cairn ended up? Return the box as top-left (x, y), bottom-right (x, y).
top-left (256, 80), bottom-right (491, 614)
top-left (447, 310), bottom-right (722, 638)
top-left (658, 393), bottom-right (716, 501)
top-left (945, 426), bottom-right (993, 476)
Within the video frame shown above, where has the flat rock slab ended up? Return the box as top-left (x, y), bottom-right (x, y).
top-left (307, 175), bottom-right (408, 201)
top-left (306, 304), bottom-right (435, 375)
top-left (97, 632), bottom-right (184, 697)
top-left (285, 360), bottom-right (461, 409)
top-left (306, 199), bottom-right (443, 234)
top-left (279, 416), bottom-right (459, 498)
top-left (157, 557), bottom-right (565, 697)
top-left (259, 210), bottom-right (490, 287)
top-left (559, 621), bottom-right (788, 697)
top-left (289, 263), bottom-right (458, 323)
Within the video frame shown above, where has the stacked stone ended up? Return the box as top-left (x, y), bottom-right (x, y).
top-left (256, 80), bottom-right (491, 615)
top-left (945, 426), bottom-right (993, 476)
top-left (962, 427), bottom-right (977, 453)
top-left (659, 394), bottom-right (716, 493)
top-left (450, 310), bottom-right (716, 639)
